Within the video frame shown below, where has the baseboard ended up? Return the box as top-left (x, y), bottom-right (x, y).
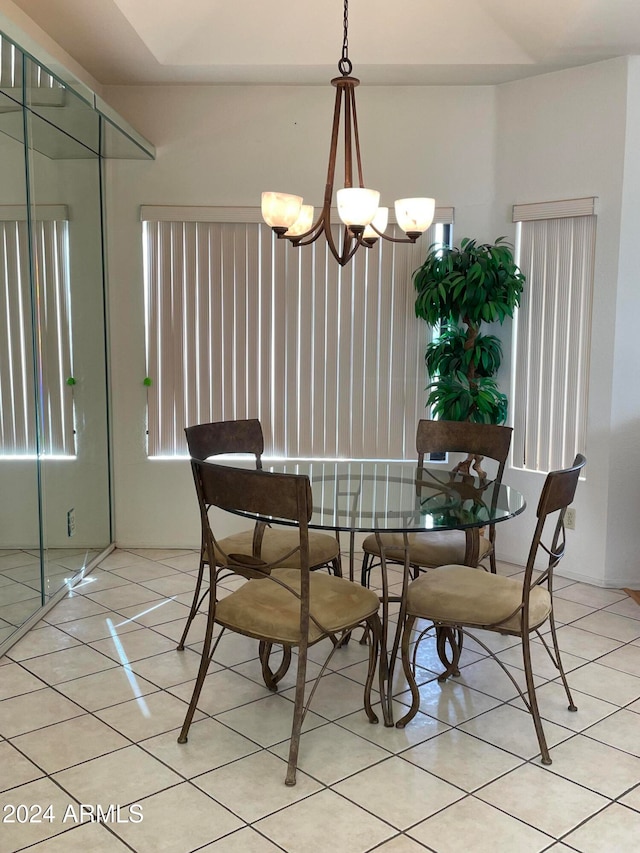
top-left (550, 567), bottom-right (640, 590)
top-left (498, 551), bottom-right (640, 589)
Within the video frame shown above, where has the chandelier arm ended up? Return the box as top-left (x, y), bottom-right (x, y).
top-left (288, 213), bottom-right (330, 247)
top-left (288, 206), bottom-right (350, 264)
top-left (371, 225), bottom-right (420, 244)
top-left (289, 230), bottom-right (324, 247)
top-left (338, 229), bottom-right (364, 266)
top-left (344, 84), bottom-right (353, 188)
top-left (325, 83), bottom-right (344, 196)
top-left (348, 86), bottom-right (365, 188)
top-left (328, 220), bottom-right (353, 265)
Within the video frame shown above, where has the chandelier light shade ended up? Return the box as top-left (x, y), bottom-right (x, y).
top-left (394, 198), bottom-right (437, 238)
top-left (285, 204), bottom-right (315, 237)
top-left (336, 188), bottom-right (380, 231)
top-left (261, 192), bottom-right (303, 233)
top-left (261, 0), bottom-right (435, 266)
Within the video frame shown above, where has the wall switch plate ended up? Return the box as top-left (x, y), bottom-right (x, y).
top-left (565, 507), bottom-right (576, 530)
top-left (67, 508), bottom-right (76, 537)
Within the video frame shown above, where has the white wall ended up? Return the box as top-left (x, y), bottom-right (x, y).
top-left (102, 65), bottom-right (640, 588)
top-left (493, 57), bottom-right (640, 587)
top-left (604, 56), bottom-right (640, 586)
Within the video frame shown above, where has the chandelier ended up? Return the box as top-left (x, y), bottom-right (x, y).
top-left (261, 0), bottom-right (435, 267)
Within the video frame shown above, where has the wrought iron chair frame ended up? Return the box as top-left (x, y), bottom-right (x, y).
top-left (396, 453), bottom-right (587, 765)
top-left (178, 418), bottom-right (341, 651)
top-left (178, 460), bottom-right (383, 785)
top-left (361, 419), bottom-right (513, 586)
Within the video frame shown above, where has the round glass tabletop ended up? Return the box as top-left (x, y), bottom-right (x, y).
top-left (260, 459), bottom-right (526, 534)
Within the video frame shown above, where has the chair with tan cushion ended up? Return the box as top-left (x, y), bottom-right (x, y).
top-left (361, 419), bottom-right (512, 586)
top-left (396, 453), bottom-right (586, 765)
top-left (178, 460), bottom-right (383, 786)
top-left (177, 419), bottom-right (341, 650)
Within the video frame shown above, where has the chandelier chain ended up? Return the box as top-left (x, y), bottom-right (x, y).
top-left (338, 0), bottom-right (352, 76)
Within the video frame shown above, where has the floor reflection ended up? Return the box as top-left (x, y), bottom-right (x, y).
top-left (0, 548), bottom-right (101, 644)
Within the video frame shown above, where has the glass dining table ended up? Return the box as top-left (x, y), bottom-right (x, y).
top-left (246, 459), bottom-right (527, 725)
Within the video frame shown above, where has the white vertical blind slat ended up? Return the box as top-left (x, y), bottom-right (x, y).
top-left (297, 244), bottom-right (315, 457)
top-left (362, 234), bottom-right (382, 457)
top-left (310, 240), bottom-right (326, 456)
top-left (322, 238), bottom-right (340, 457)
top-left (371, 237), bottom-right (389, 457)
top-left (282, 240), bottom-right (298, 455)
top-left (270, 230), bottom-right (287, 454)
top-left (349, 245), bottom-right (367, 458)
top-left (194, 223), bottom-right (209, 424)
top-left (181, 221), bottom-right (197, 434)
top-left (245, 225), bottom-right (259, 421)
top-left (44, 221), bottom-right (73, 455)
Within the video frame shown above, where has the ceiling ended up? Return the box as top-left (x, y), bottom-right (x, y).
top-left (9, 0), bottom-right (640, 87)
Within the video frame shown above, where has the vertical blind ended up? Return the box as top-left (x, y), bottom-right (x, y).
top-left (142, 207), bottom-right (453, 459)
top-left (0, 211), bottom-right (74, 456)
top-left (0, 37), bottom-right (58, 90)
top-left (513, 199), bottom-right (596, 472)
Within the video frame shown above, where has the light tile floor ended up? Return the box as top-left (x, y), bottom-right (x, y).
top-left (1, 548), bottom-right (640, 852)
top-left (0, 549), bottom-right (102, 645)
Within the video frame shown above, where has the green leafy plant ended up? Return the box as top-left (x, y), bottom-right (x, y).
top-left (414, 237), bottom-right (525, 424)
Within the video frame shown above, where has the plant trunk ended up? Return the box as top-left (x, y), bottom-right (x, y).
top-left (463, 318), bottom-right (479, 381)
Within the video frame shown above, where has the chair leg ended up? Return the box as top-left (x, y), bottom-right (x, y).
top-left (331, 555), bottom-right (343, 577)
top-left (395, 614), bottom-right (421, 729)
top-left (259, 641), bottom-right (292, 691)
top-left (521, 630), bottom-right (551, 765)
top-left (285, 641), bottom-right (308, 786)
top-left (363, 613), bottom-right (382, 725)
top-left (178, 573), bottom-right (216, 744)
top-left (547, 613), bottom-right (578, 713)
top-left (177, 554), bottom-right (208, 651)
top-left (436, 627), bottom-right (462, 681)
top-left (489, 549), bottom-right (498, 574)
top-left (361, 552), bottom-right (373, 587)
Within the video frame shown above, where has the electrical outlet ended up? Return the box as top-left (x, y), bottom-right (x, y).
top-left (565, 507), bottom-right (576, 530)
top-left (67, 508), bottom-right (76, 537)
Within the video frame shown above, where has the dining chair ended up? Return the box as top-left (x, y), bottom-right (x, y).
top-left (360, 419), bottom-right (513, 587)
top-left (177, 418), bottom-right (342, 651)
top-left (395, 453), bottom-right (586, 765)
top-left (177, 460), bottom-right (383, 785)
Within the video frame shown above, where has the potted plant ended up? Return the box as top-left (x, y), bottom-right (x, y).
top-left (413, 237), bottom-right (525, 424)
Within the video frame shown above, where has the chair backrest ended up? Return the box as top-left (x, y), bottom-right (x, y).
top-left (185, 419), bottom-right (264, 467)
top-left (524, 453), bottom-right (586, 589)
top-left (415, 419), bottom-right (513, 480)
top-left (191, 459), bottom-right (312, 574)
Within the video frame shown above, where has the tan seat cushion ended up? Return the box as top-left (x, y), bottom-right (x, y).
top-left (215, 528), bottom-right (339, 570)
top-left (215, 568), bottom-right (380, 645)
top-left (362, 530), bottom-right (492, 567)
top-left (406, 564), bottom-right (551, 633)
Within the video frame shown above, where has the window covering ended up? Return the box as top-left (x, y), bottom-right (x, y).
top-left (0, 216), bottom-right (74, 456)
top-left (513, 211), bottom-right (595, 472)
top-left (142, 208), bottom-right (452, 458)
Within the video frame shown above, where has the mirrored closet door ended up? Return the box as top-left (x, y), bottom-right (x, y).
top-left (0, 34), bottom-right (143, 649)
